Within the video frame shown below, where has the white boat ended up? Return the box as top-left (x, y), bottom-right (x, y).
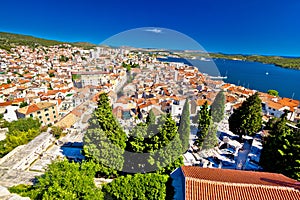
top-left (265, 72), bottom-right (269, 75)
top-left (200, 57), bottom-right (211, 62)
top-left (209, 75), bottom-right (228, 80)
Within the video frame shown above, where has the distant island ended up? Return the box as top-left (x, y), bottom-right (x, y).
top-left (0, 31), bottom-right (300, 70)
top-left (208, 53), bottom-right (300, 70)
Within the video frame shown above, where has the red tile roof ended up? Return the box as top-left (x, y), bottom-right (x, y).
top-left (17, 102), bottom-right (55, 115)
top-left (25, 104), bottom-right (40, 114)
top-left (267, 100), bottom-right (286, 110)
top-left (0, 101), bottom-right (13, 107)
top-left (196, 99), bottom-right (212, 106)
top-left (12, 98), bottom-right (25, 103)
top-left (181, 167), bottom-right (300, 200)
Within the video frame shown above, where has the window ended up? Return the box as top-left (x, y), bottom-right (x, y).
top-left (47, 118), bottom-right (50, 121)
top-left (39, 116), bottom-right (42, 119)
top-left (54, 116), bottom-right (56, 118)
top-left (37, 111), bottom-right (41, 114)
top-left (52, 106), bottom-right (54, 109)
top-left (45, 108), bottom-right (49, 112)
top-left (45, 113), bottom-right (49, 117)
top-left (53, 111), bottom-right (56, 114)
top-left (30, 114), bottom-right (33, 117)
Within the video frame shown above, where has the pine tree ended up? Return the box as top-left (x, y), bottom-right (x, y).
top-left (126, 123), bottom-right (147, 153)
top-left (229, 92), bottom-right (262, 139)
top-left (93, 93), bottom-right (127, 149)
top-left (178, 99), bottom-right (190, 153)
top-left (148, 113), bottom-right (183, 174)
top-left (155, 113), bottom-right (178, 148)
top-left (211, 91), bottom-right (225, 123)
top-left (195, 101), bottom-right (211, 148)
top-left (260, 113), bottom-right (300, 180)
top-left (83, 93), bottom-right (127, 175)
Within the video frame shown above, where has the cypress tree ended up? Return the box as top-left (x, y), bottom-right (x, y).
top-left (211, 91), bottom-right (225, 123)
top-left (146, 109), bottom-right (156, 126)
top-left (195, 101), bottom-right (211, 148)
top-left (202, 119), bottom-right (218, 150)
top-left (178, 99), bottom-right (191, 153)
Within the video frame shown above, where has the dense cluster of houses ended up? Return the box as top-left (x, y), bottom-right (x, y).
top-left (0, 43), bottom-right (300, 199)
top-left (0, 46), bottom-right (131, 130)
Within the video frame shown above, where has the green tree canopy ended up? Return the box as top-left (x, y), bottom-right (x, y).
top-left (50, 126), bottom-right (64, 139)
top-left (19, 101), bottom-right (28, 108)
top-left (102, 173), bottom-right (169, 200)
top-left (202, 119), bottom-right (218, 150)
top-left (0, 118), bottom-right (41, 157)
top-left (267, 89), bottom-right (279, 97)
top-left (83, 93), bottom-right (127, 176)
top-left (146, 109), bottom-right (156, 126)
top-left (229, 93), bottom-right (262, 139)
top-left (211, 91), bottom-right (225, 123)
top-left (7, 117), bottom-right (41, 132)
top-left (9, 160), bottom-right (103, 199)
top-left (126, 123), bottom-right (148, 153)
top-left (195, 101), bottom-right (211, 148)
top-left (260, 113), bottom-right (300, 180)
top-left (125, 114), bottom-right (183, 174)
top-left (147, 113), bottom-right (183, 174)
top-left (178, 99), bottom-right (190, 153)
top-left (94, 93), bottom-right (127, 149)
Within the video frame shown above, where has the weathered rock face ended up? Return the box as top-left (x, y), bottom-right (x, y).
top-left (0, 185), bottom-right (31, 200)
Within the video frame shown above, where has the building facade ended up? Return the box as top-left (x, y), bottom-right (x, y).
top-left (16, 102), bottom-right (59, 125)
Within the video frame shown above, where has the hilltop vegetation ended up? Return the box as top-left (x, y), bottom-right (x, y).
top-left (0, 118), bottom-right (41, 157)
top-left (0, 32), bottom-right (96, 51)
top-left (209, 53), bottom-right (300, 70)
top-left (174, 51), bottom-right (300, 70)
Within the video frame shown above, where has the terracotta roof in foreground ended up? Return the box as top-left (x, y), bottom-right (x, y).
top-left (181, 166), bottom-right (300, 200)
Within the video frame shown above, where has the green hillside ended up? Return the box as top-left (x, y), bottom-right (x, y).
top-left (0, 32), bottom-right (96, 51)
top-left (209, 53), bottom-right (300, 70)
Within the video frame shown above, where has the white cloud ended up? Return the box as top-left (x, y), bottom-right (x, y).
top-left (144, 28), bottom-right (162, 33)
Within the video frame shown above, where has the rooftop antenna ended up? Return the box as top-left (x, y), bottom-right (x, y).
top-left (291, 92), bottom-right (295, 99)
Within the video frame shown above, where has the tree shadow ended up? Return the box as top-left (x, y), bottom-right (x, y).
top-left (260, 177), bottom-right (300, 190)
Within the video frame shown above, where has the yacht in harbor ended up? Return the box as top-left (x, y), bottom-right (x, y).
top-left (200, 57), bottom-right (211, 62)
top-left (209, 75), bottom-right (228, 80)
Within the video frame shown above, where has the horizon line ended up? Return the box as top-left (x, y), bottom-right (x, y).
top-left (1, 30), bottom-right (300, 58)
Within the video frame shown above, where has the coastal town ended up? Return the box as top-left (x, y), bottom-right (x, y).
top-left (0, 43), bottom-right (299, 199)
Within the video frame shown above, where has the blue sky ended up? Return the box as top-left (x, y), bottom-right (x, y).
top-left (1, 0), bottom-right (300, 56)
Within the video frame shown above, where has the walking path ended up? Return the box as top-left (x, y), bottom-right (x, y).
top-left (235, 141), bottom-right (252, 169)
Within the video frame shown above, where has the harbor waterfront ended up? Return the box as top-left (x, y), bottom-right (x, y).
top-left (158, 57), bottom-right (300, 100)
